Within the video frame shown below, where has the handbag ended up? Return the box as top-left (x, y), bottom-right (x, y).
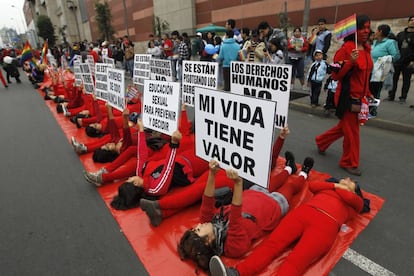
top-left (350, 98), bottom-right (362, 113)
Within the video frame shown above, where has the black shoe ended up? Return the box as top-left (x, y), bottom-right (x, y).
top-left (284, 151), bottom-right (297, 174)
top-left (384, 96), bottom-right (394, 101)
top-left (140, 199), bottom-right (162, 227)
top-left (301, 157), bottom-right (314, 174)
top-left (341, 166), bottom-right (362, 176)
top-left (69, 116), bottom-right (77, 124)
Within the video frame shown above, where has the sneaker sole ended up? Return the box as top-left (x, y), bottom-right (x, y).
top-left (140, 199), bottom-right (162, 227)
top-left (209, 256), bottom-right (227, 276)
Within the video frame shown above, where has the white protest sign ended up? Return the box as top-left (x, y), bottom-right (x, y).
top-left (79, 63), bottom-right (95, 94)
top-left (95, 63), bottom-right (114, 101)
top-left (150, 58), bottom-right (173, 81)
top-left (73, 59), bottom-right (82, 87)
top-left (107, 68), bottom-right (125, 112)
top-left (182, 60), bottom-right (218, 107)
top-left (230, 61), bottom-right (292, 129)
top-left (86, 55), bottom-right (95, 76)
top-left (142, 80), bottom-right (181, 136)
top-left (133, 54), bottom-right (151, 86)
top-left (103, 57), bottom-right (115, 66)
top-left (194, 87), bottom-right (276, 187)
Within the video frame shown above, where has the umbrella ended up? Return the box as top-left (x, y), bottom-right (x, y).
top-left (196, 24), bottom-right (226, 33)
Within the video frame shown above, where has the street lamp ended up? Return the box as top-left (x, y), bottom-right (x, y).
top-left (66, 0), bottom-right (81, 41)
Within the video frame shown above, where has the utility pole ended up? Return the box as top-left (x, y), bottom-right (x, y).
top-left (303, 0), bottom-right (311, 36)
top-left (122, 0), bottom-right (129, 36)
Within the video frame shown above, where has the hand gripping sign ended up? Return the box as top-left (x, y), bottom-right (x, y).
top-left (194, 87), bottom-right (276, 187)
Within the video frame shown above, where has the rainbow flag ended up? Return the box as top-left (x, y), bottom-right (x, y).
top-left (308, 34), bottom-right (316, 45)
top-left (40, 40), bottom-right (48, 64)
top-left (334, 14), bottom-right (357, 40)
top-left (20, 41), bottom-right (33, 65)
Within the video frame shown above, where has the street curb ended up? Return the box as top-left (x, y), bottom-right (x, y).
top-left (289, 101), bottom-right (414, 136)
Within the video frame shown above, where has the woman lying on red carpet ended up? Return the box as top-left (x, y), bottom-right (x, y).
top-left (177, 156), bottom-right (313, 270)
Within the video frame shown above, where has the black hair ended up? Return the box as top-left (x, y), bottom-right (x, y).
top-left (344, 14), bottom-right (371, 42)
top-left (355, 183), bottom-right (371, 213)
top-left (257, 21), bottom-right (270, 31)
top-left (226, 19), bottom-right (236, 29)
top-left (409, 15), bottom-right (414, 21)
top-left (182, 32), bottom-right (188, 38)
top-left (85, 126), bottom-right (102, 138)
top-left (241, 27), bottom-right (250, 36)
top-left (377, 24), bottom-right (391, 37)
top-left (110, 182), bottom-right (144, 210)
top-left (226, 29), bottom-right (234, 39)
top-left (171, 30), bottom-right (180, 36)
top-left (318, 18), bottom-right (327, 24)
top-left (214, 36), bottom-right (222, 45)
top-left (269, 37), bottom-right (282, 50)
top-left (92, 148), bottom-right (119, 163)
top-left (177, 230), bottom-right (215, 271)
top-left (293, 27), bottom-right (302, 33)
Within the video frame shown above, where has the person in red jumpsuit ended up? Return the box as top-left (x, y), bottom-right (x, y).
top-left (177, 153), bottom-right (313, 271)
top-left (315, 14), bottom-right (374, 176)
top-left (209, 175), bottom-right (370, 276)
top-left (84, 106), bottom-right (194, 186)
top-left (138, 126), bottom-right (292, 227)
top-left (109, 112), bottom-right (207, 209)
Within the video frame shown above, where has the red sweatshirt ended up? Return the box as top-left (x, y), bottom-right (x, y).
top-left (306, 181), bottom-right (364, 225)
top-left (333, 40), bottom-right (373, 105)
top-left (200, 190), bottom-right (283, 258)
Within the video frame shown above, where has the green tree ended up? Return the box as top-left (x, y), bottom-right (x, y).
top-left (95, 1), bottom-right (115, 41)
top-left (36, 15), bottom-right (56, 47)
top-left (153, 16), bottom-right (169, 37)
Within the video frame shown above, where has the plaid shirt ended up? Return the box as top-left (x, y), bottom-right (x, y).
top-left (178, 41), bottom-right (189, 60)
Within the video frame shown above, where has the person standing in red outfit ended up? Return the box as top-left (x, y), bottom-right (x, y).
top-left (315, 15), bottom-right (374, 176)
top-left (177, 154), bottom-right (313, 271)
top-left (209, 177), bottom-right (370, 276)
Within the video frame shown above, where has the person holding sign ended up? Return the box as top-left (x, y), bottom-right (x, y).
top-left (84, 105), bottom-right (194, 187)
top-left (110, 118), bottom-right (209, 209)
top-left (177, 154), bottom-right (313, 271)
top-left (139, 127), bottom-right (298, 227)
top-left (72, 105), bottom-right (137, 163)
top-left (209, 176), bottom-right (370, 276)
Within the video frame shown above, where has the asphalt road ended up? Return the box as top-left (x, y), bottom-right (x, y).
top-left (1, 75), bottom-right (413, 275)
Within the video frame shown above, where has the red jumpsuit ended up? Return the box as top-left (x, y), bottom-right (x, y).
top-left (235, 180), bottom-right (364, 276)
top-left (0, 70), bottom-right (7, 87)
top-left (154, 135), bottom-right (286, 219)
top-left (315, 40), bottom-right (373, 169)
top-left (98, 109), bottom-right (193, 183)
top-left (200, 172), bottom-right (305, 258)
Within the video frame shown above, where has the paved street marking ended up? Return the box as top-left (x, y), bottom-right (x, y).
top-left (343, 248), bottom-right (397, 276)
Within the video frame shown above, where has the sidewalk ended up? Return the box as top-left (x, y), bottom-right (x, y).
top-left (289, 78), bottom-right (414, 135)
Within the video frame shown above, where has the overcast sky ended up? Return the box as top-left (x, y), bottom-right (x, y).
top-left (0, 0), bottom-right (26, 34)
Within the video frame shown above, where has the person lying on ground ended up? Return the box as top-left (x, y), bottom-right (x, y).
top-left (71, 105), bottom-right (137, 163)
top-left (138, 126), bottom-right (291, 227)
top-left (84, 105), bottom-right (194, 186)
top-left (110, 119), bottom-right (209, 210)
top-left (177, 154), bottom-right (313, 271)
top-left (209, 176), bottom-right (371, 276)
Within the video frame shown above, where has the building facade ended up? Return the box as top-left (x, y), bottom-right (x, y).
top-left (23, 0), bottom-right (414, 49)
